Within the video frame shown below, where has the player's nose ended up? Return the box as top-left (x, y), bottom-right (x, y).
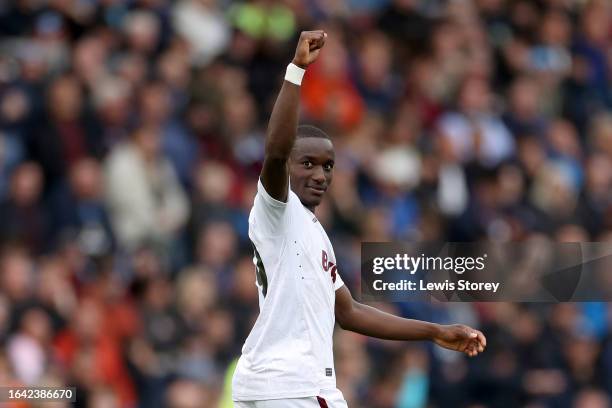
top-left (311, 166), bottom-right (326, 183)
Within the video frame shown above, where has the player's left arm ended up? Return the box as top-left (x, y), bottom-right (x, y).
top-left (334, 285), bottom-right (486, 357)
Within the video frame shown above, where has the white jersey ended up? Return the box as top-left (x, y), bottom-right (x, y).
top-left (232, 180), bottom-right (345, 401)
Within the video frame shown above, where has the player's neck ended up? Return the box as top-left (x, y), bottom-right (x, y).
top-left (297, 196), bottom-right (317, 214)
top-left (301, 203), bottom-right (316, 215)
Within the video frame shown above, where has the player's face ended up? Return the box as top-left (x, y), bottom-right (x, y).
top-left (289, 137), bottom-right (335, 210)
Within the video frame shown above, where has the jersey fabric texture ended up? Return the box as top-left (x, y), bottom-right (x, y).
top-left (232, 179), bottom-right (345, 401)
top-left (234, 388), bottom-right (348, 408)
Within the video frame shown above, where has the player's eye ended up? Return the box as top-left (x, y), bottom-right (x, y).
top-left (323, 163), bottom-right (334, 171)
top-left (303, 160), bottom-right (313, 169)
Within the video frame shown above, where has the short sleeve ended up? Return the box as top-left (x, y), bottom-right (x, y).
top-left (250, 179), bottom-right (291, 236)
top-left (333, 270), bottom-right (345, 291)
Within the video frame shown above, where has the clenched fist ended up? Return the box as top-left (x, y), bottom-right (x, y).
top-left (292, 30), bottom-right (327, 69)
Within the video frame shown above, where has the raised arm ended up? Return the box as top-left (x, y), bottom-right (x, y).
top-left (335, 286), bottom-right (486, 357)
top-left (261, 30), bottom-right (327, 202)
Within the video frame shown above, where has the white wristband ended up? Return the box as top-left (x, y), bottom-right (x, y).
top-left (285, 63), bottom-right (306, 85)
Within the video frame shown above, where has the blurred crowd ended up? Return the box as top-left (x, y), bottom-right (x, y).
top-left (0, 0), bottom-right (611, 407)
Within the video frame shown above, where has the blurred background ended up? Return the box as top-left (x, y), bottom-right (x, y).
top-left (0, 0), bottom-right (611, 407)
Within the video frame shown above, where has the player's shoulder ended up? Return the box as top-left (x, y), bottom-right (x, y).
top-left (287, 188), bottom-right (301, 206)
top-left (249, 183), bottom-right (306, 238)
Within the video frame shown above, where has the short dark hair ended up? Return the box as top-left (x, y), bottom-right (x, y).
top-left (296, 124), bottom-right (331, 140)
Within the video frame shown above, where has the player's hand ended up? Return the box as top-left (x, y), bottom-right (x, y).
top-left (292, 30), bottom-right (327, 68)
top-left (433, 324), bottom-right (486, 357)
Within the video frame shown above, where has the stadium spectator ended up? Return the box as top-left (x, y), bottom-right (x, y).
top-left (0, 163), bottom-right (47, 253)
top-left (105, 125), bottom-right (189, 253)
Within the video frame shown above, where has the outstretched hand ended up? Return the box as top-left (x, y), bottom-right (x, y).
top-left (292, 30), bottom-right (327, 68)
top-left (433, 324), bottom-right (487, 357)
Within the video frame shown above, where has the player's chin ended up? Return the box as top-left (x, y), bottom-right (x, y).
top-left (305, 192), bottom-right (324, 207)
